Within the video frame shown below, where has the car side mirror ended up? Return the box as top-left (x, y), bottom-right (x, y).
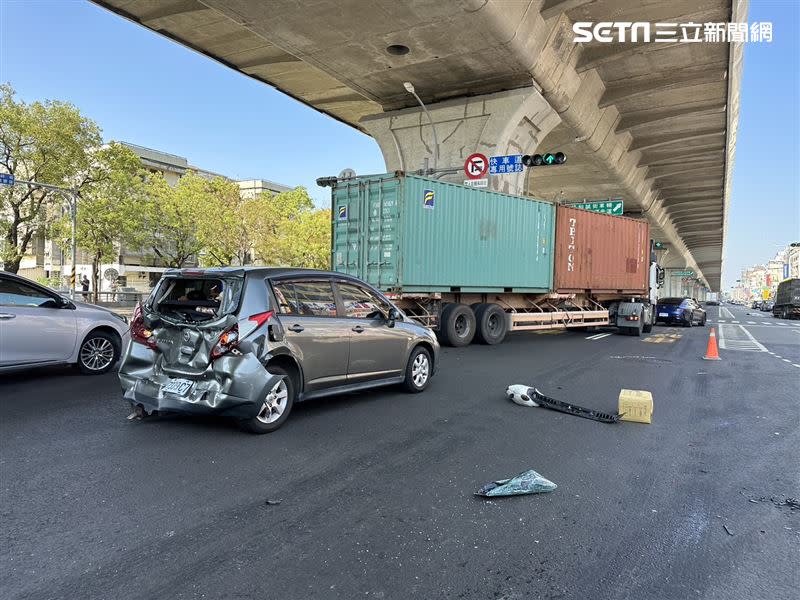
top-left (40, 298), bottom-right (61, 309)
top-left (387, 307), bottom-right (400, 328)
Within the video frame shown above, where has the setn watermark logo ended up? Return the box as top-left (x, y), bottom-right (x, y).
top-left (573, 21), bottom-right (772, 44)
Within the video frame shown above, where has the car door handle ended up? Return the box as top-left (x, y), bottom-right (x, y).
top-left (0, 313), bottom-right (16, 320)
top-left (288, 324), bottom-right (304, 333)
top-left (352, 326), bottom-right (364, 333)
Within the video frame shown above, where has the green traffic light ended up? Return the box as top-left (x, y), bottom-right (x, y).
top-left (522, 152), bottom-right (566, 167)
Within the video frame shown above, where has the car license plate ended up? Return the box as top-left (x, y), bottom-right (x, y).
top-left (658, 312), bottom-right (668, 317)
top-left (162, 378), bottom-right (193, 396)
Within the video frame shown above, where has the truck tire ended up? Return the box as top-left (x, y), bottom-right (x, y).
top-left (474, 303), bottom-right (508, 345)
top-left (438, 303), bottom-right (476, 347)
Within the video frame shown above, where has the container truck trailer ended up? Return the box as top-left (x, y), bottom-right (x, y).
top-left (327, 172), bottom-right (662, 346)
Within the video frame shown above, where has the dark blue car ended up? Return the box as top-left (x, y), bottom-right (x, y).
top-left (655, 297), bottom-right (707, 327)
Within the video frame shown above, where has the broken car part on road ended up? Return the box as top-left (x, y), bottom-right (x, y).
top-left (506, 385), bottom-right (621, 423)
top-left (475, 470), bottom-right (557, 497)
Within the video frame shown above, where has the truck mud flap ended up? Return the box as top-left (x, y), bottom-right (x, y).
top-left (531, 387), bottom-right (621, 423)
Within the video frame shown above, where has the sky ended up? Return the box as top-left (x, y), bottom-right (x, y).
top-left (1, 0), bottom-right (798, 290)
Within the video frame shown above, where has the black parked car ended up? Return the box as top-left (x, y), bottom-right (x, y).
top-left (655, 297), bottom-right (707, 327)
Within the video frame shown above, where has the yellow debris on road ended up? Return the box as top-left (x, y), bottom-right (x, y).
top-left (618, 389), bottom-right (654, 424)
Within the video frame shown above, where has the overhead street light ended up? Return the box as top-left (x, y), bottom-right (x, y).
top-left (403, 81), bottom-right (439, 172)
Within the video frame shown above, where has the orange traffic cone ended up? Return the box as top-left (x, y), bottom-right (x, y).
top-left (703, 327), bottom-right (721, 360)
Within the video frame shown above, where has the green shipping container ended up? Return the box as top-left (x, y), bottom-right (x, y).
top-left (331, 173), bottom-right (555, 293)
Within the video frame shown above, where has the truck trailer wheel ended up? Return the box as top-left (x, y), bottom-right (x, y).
top-left (438, 303), bottom-right (476, 347)
top-left (474, 303), bottom-right (508, 345)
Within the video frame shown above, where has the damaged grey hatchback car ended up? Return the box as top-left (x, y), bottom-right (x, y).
top-left (119, 267), bottom-right (439, 433)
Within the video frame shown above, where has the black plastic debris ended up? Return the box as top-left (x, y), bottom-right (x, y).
top-left (475, 469), bottom-right (557, 497)
top-left (264, 499), bottom-right (282, 506)
top-left (506, 385), bottom-right (621, 423)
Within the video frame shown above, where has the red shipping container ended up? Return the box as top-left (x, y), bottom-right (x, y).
top-left (554, 205), bottom-right (649, 294)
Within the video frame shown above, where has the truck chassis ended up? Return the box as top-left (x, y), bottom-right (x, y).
top-left (390, 292), bottom-right (653, 346)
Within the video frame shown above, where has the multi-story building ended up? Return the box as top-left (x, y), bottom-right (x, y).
top-left (788, 245), bottom-right (800, 279)
top-left (238, 179), bottom-right (292, 198)
top-left (766, 252), bottom-right (786, 295)
top-left (17, 142), bottom-right (292, 294)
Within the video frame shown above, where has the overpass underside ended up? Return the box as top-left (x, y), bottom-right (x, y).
top-left (93, 0), bottom-right (746, 290)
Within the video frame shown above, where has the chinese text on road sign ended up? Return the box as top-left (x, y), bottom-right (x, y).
top-left (463, 179), bottom-right (488, 189)
top-left (572, 200), bottom-right (623, 216)
top-left (489, 155), bottom-right (523, 175)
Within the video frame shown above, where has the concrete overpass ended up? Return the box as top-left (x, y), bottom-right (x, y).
top-left (93, 0), bottom-right (746, 291)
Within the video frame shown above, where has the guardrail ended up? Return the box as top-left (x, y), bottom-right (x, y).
top-left (62, 290), bottom-right (145, 305)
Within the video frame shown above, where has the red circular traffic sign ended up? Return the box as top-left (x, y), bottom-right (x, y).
top-left (464, 153), bottom-right (488, 179)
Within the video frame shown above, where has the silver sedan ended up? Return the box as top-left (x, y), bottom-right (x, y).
top-left (0, 271), bottom-right (130, 374)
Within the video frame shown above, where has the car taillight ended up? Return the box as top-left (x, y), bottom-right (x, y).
top-left (248, 310), bottom-right (275, 328)
top-left (625, 314), bottom-right (640, 321)
top-left (211, 323), bottom-right (240, 360)
top-left (130, 303), bottom-right (157, 350)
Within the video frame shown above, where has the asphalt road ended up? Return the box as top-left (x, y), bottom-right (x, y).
top-left (1, 306), bottom-right (798, 600)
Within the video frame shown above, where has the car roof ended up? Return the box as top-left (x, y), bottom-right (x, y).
top-left (162, 266), bottom-right (364, 282)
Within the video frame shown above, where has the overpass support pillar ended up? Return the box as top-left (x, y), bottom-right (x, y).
top-left (360, 86), bottom-right (560, 196)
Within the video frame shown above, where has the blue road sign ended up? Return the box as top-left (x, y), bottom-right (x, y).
top-left (489, 155), bottom-right (523, 175)
top-left (0, 173), bottom-right (15, 186)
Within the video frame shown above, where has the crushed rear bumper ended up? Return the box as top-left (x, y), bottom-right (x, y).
top-left (119, 341), bottom-right (283, 419)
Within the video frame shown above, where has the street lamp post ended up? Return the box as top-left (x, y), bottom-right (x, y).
top-left (403, 82), bottom-right (439, 172)
top-left (11, 178), bottom-right (79, 299)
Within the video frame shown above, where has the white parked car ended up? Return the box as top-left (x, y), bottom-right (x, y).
top-left (0, 271), bottom-right (130, 374)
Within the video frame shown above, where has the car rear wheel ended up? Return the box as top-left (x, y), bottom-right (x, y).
top-left (700, 314), bottom-right (707, 326)
top-left (76, 331), bottom-right (120, 375)
top-left (474, 303), bottom-right (508, 345)
top-left (438, 303), bottom-right (476, 347)
top-left (402, 346), bottom-right (432, 393)
top-left (239, 365), bottom-right (295, 434)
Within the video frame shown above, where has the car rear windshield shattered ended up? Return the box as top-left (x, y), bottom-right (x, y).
top-left (150, 277), bottom-right (243, 322)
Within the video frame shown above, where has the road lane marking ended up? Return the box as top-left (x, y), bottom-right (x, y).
top-left (782, 358), bottom-right (791, 363)
top-left (586, 333), bottom-right (612, 340)
top-left (643, 333), bottom-right (681, 344)
top-left (761, 322), bottom-right (772, 325)
top-left (718, 324), bottom-right (767, 352)
top-left (731, 320), bottom-right (740, 324)
top-left (721, 307), bottom-right (736, 319)
top-left (793, 364), bottom-right (800, 368)
top-left (737, 325), bottom-right (768, 351)
top-left (747, 321), bottom-right (756, 324)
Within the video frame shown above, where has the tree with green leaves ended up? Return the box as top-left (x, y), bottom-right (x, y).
top-left (141, 171), bottom-right (209, 268)
top-left (245, 187), bottom-right (330, 268)
top-left (51, 143), bottom-right (145, 301)
top-left (0, 84), bottom-right (104, 273)
top-left (191, 176), bottom-right (251, 267)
